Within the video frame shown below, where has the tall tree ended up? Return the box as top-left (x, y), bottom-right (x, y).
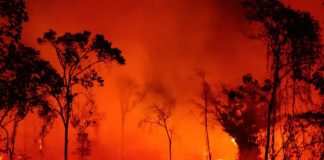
top-left (195, 72), bottom-right (213, 160)
top-left (241, 0), bottom-right (322, 159)
top-left (0, 0), bottom-right (62, 159)
top-left (0, 44), bottom-right (62, 160)
top-left (139, 83), bottom-right (175, 160)
top-left (117, 76), bottom-right (145, 160)
top-left (140, 102), bottom-right (175, 160)
top-left (37, 30), bottom-right (125, 160)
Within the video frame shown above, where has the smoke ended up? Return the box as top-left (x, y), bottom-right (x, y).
top-left (21, 0), bottom-right (324, 159)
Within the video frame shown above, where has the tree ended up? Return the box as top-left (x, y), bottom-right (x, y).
top-left (241, 0), bottom-right (322, 159)
top-left (0, 0), bottom-right (28, 50)
top-left (278, 110), bottom-right (323, 159)
top-left (0, 44), bottom-right (62, 160)
top-left (37, 30), bottom-right (125, 160)
top-left (276, 67), bottom-right (324, 159)
top-left (140, 102), bottom-right (175, 160)
top-left (139, 83), bottom-right (175, 160)
top-left (211, 74), bottom-right (271, 160)
top-left (117, 76), bottom-right (145, 160)
top-left (71, 93), bottom-right (98, 160)
top-left (37, 109), bottom-right (57, 160)
top-left (0, 1), bottom-right (61, 159)
top-left (194, 72), bottom-right (213, 160)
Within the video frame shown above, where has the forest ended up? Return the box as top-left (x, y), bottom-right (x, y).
top-left (0, 0), bottom-right (323, 160)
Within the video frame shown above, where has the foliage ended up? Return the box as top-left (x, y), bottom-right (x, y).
top-left (0, 1), bottom-right (61, 158)
top-left (211, 74), bottom-right (271, 160)
top-left (0, 0), bottom-right (28, 50)
top-left (241, 0), bottom-right (323, 159)
top-left (38, 29), bottom-right (125, 160)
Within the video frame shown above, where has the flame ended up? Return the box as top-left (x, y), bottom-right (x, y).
top-left (38, 139), bottom-right (43, 150)
top-left (202, 146), bottom-right (211, 160)
top-left (231, 138), bottom-right (237, 146)
top-left (0, 155), bottom-right (3, 160)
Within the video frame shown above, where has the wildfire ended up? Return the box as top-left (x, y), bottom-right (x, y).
top-left (38, 139), bottom-right (43, 150)
top-left (231, 138), bottom-right (237, 146)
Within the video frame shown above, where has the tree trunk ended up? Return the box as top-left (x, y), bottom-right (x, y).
top-left (168, 138), bottom-right (172, 160)
top-left (204, 90), bottom-right (212, 160)
top-left (64, 121), bottom-right (69, 160)
top-left (64, 85), bottom-right (72, 160)
top-left (164, 125), bottom-right (172, 160)
top-left (265, 48), bottom-right (280, 160)
top-left (121, 113), bottom-right (125, 160)
top-left (9, 120), bottom-right (19, 160)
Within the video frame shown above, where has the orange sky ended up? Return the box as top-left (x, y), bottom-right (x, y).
top-left (14, 0), bottom-right (324, 159)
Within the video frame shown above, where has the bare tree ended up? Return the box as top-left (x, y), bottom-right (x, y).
top-left (140, 101), bottom-right (175, 160)
top-left (117, 76), bottom-right (145, 160)
top-left (194, 72), bottom-right (213, 160)
top-left (139, 82), bottom-right (176, 160)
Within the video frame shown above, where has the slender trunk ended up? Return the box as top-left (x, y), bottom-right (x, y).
top-left (265, 50), bottom-right (280, 160)
top-left (9, 120), bottom-right (19, 160)
top-left (271, 99), bottom-right (276, 160)
top-left (165, 126), bottom-right (172, 160)
top-left (265, 79), bottom-right (278, 160)
top-left (64, 120), bottom-right (69, 160)
top-left (204, 90), bottom-right (212, 160)
top-left (64, 84), bottom-right (72, 160)
top-left (121, 113), bottom-right (125, 160)
top-left (64, 101), bottom-right (71, 160)
top-left (168, 137), bottom-right (172, 160)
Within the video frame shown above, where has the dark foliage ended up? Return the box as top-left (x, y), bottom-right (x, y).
top-left (241, 0), bottom-right (323, 159)
top-left (212, 74), bottom-right (271, 160)
top-left (38, 29), bottom-right (125, 160)
top-left (0, 1), bottom-right (62, 159)
top-left (0, 0), bottom-right (28, 50)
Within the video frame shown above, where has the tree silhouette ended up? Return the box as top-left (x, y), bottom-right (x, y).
top-left (0, 44), bottom-right (62, 160)
top-left (117, 76), bottom-right (145, 160)
top-left (1, 45), bottom-right (62, 159)
top-left (276, 67), bottom-right (324, 159)
top-left (71, 93), bottom-right (98, 160)
top-left (140, 102), bottom-right (175, 160)
top-left (0, 0), bottom-right (28, 50)
top-left (194, 72), bottom-right (213, 160)
top-left (139, 83), bottom-right (175, 160)
top-left (0, 1), bottom-right (61, 159)
top-left (211, 74), bottom-right (271, 160)
top-left (37, 30), bottom-right (125, 160)
top-left (37, 109), bottom-right (56, 160)
top-left (278, 111), bottom-right (323, 159)
top-left (241, 0), bottom-right (322, 159)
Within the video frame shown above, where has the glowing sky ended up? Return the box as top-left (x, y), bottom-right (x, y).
top-left (16, 0), bottom-right (323, 159)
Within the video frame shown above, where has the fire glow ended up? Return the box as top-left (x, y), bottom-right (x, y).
top-left (0, 0), bottom-right (322, 160)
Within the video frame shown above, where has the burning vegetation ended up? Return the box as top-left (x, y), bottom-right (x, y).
top-left (0, 0), bottom-right (323, 159)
